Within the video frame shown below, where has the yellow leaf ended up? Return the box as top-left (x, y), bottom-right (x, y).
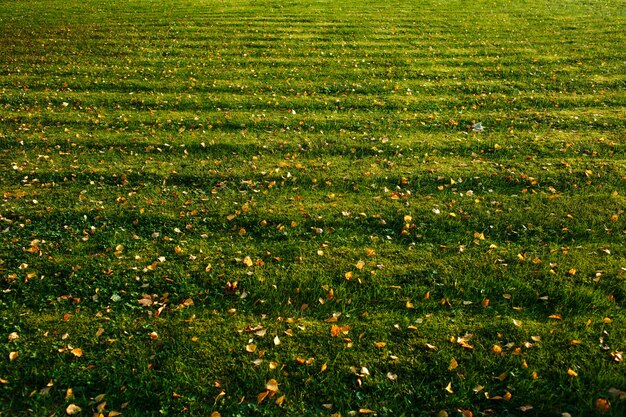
top-left (320, 363), bottom-right (328, 372)
top-left (210, 412), bottom-right (221, 417)
top-left (448, 358), bottom-right (458, 370)
top-left (275, 395), bottom-right (285, 405)
top-left (245, 344), bottom-right (257, 353)
top-left (513, 319), bottom-right (522, 327)
top-left (273, 335), bottom-right (281, 346)
top-left (243, 256), bottom-right (253, 267)
top-left (108, 412), bottom-right (122, 417)
top-left (70, 348), bottom-right (83, 358)
top-left (66, 404), bottom-right (82, 415)
top-left (359, 409), bottom-right (375, 414)
top-left (0, 377), bottom-right (8, 384)
top-left (9, 352), bottom-right (18, 361)
top-left (405, 300), bottom-right (414, 309)
top-left (374, 342), bottom-right (386, 348)
top-left (344, 271), bottom-right (353, 280)
top-left (269, 361), bottom-right (278, 370)
top-left (265, 379), bottom-right (279, 393)
top-left (444, 382), bottom-right (454, 394)
top-left (548, 314), bottom-right (562, 320)
top-left (356, 260), bottom-right (365, 270)
top-left (567, 368), bottom-right (578, 377)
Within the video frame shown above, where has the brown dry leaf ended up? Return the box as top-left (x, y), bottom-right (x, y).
top-left (518, 405), bottom-right (533, 412)
top-left (9, 352), bottom-right (18, 361)
top-left (374, 342), bottom-right (386, 348)
top-left (266, 379), bottom-right (279, 393)
top-left (257, 390), bottom-right (269, 404)
top-left (66, 404), bottom-right (82, 415)
top-left (459, 410), bottom-right (473, 417)
top-left (595, 398), bottom-right (611, 413)
top-left (481, 298), bottom-right (490, 308)
top-left (448, 358), bottom-right (458, 370)
top-left (356, 260), bottom-right (365, 270)
top-left (607, 388), bottom-right (626, 400)
top-left (567, 368), bottom-right (578, 377)
top-left (95, 328), bottom-right (105, 338)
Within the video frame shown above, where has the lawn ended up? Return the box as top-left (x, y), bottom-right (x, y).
top-left (0, 0), bottom-right (625, 415)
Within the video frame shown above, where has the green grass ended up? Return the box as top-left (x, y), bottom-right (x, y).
top-left (0, 0), bottom-right (625, 415)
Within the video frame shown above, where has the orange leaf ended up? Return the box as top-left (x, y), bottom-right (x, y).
top-left (257, 390), bottom-right (269, 404)
top-left (275, 395), bottom-right (285, 405)
top-left (374, 342), bottom-right (386, 348)
top-left (210, 413), bottom-right (221, 417)
top-left (70, 348), bottom-right (83, 357)
top-left (548, 314), bottom-right (562, 320)
top-left (595, 398), bottom-right (611, 413)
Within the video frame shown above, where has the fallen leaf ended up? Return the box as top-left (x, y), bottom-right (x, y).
top-left (607, 388), bottom-right (626, 400)
top-left (257, 390), bottom-right (269, 404)
top-left (595, 398), bottom-right (611, 413)
top-left (448, 358), bottom-right (458, 370)
top-left (386, 372), bottom-right (397, 381)
top-left (246, 344), bottom-right (257, 353)
top-left (243, 256), bottom-right (253, 267)
top-left (108, 412), bottom-right (122, 417)
top-left (518, 405), bottom-right (533, 412)
top-left (273, 335), bottom-right (281, 346)
top-left (275, 395), bottom-right (285, 405)
top-left (548, 314), bottom-right (562, 320)
top-left (0, 377), bottom-right (8, 384)
top-left (445, 382), bottom-right (454, 394)
top-left (356, 260), bottom-right (365, 270)
top-left (210, 412), bottom-right (221, 417)
top-left (567, 368), bottom-right (578, 377)
top-left (66, 404), bottom-right (82, 415)
top-left (9, 352), bottom-right (18, 361)
top-left (266, 379), bottom-right (279, 393)
top-left (70, 348), bottom-right (83, 357)
top-left (374, 342), bottom-right (386, 348)
top-left (513, 319), bottom-right (522, 327)
top-left (359, 409), bottom-right (375, 414)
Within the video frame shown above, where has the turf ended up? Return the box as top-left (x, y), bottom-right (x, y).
top-left (0, 0), bottom-right (625, 415)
